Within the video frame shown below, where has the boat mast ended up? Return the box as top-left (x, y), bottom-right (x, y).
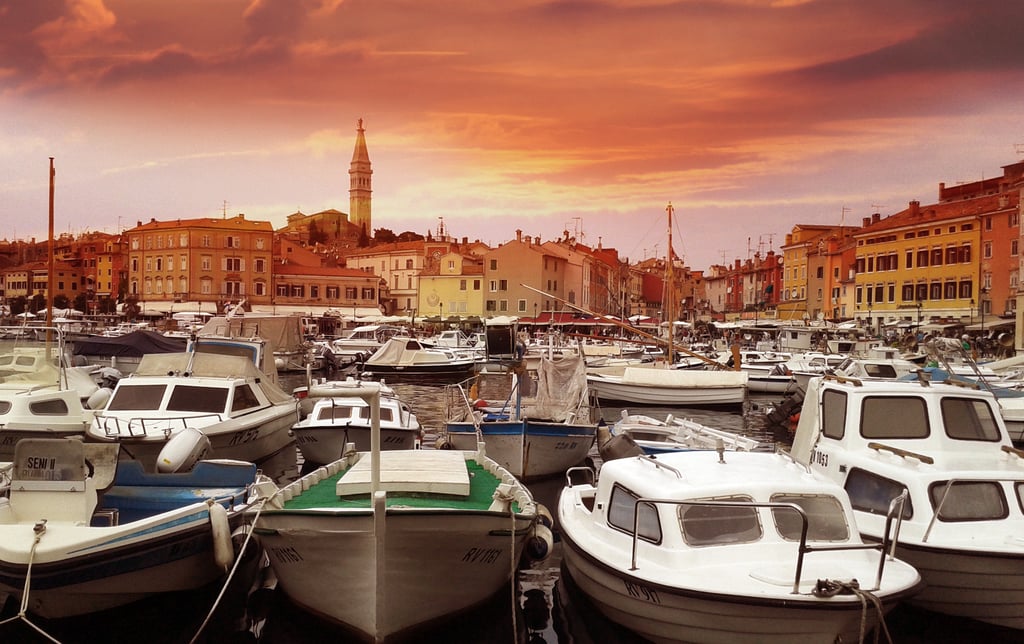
top-left (665, 202), bottom-right (674, 366)
top-left (47, 158), bottom-right (57, 352)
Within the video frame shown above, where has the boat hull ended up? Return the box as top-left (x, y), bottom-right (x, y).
top-left (445, 420), bottom-right (596, 480)
top-left (0, 505), bottom-right (244, 618)
top-left (560, 530), bottom-right (906, 644)
top-left (293, 424), bottom-right (419, 465)
top-left (586, 375), bottom-right (746, 407)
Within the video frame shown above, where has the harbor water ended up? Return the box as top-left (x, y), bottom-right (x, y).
top-left (3, 374), bottom-right (1022, 643)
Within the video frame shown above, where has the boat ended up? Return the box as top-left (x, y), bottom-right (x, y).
top-left (607, 409), bottom-right (772, 456)
top-left (558, 449), bottom-right (923, 644)
top-left (791, 373), bottom-right (1024, 629)
top-left (0, 437), bottom-right (270, 619)
top-left (441, 354), bottom-right (597, 481)
top-left (291, 377), bottom-right (422, 466)
top-left (252, 380), bottom-right (549, 642)
top-left (71, 329), bottom-right (187, 374)
top-left (324, 324), bottom-right (403, 363)
top-left (586, 366), bottom-right (748, 407)
top-left (360, 336), bottom-right (477, 377)
top-left (86, 339), bottom-right (300, 472)
top-left (198, 313), bottom-right (319, 373)
top-left (0, 325), bottom-right (120, 462)
top-left (741, 362), bottom-right (798, 395)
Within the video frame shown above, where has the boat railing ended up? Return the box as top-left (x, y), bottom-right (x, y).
top-left (636, 454), bottom-right (683, 479)
top-left (94, 413), bottom-right (224, 438)
top-left (630, 497), bottom-right (902, 594)
top-left (866, 441), bottom-right (934, 465)
top-left (565, 465), bottom-right (596, 487)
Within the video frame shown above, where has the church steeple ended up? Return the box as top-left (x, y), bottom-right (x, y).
top-left (348, 118), bottom-right (372, 233)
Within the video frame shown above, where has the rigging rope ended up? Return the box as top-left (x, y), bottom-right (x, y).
top-left (811, 579), bottom-right (893, 644)
top-left (0, 520), bottom-right (61, 643)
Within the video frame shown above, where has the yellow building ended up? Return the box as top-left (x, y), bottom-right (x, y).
top-left (126, 215), bottom-right (274, 312)
top-left (853, 201), bottom-right (980, 327)
top-left (417, 252), bottom-right (485, 318)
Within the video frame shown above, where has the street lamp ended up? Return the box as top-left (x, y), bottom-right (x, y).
top-left (867, 306), bottom-right (872, 337)
top-left (980, 287), bottom-right (989, 335)
top-left (915, 299), bottom-right (923, 337)
top-left (969, 299), bottom-right (974, 327)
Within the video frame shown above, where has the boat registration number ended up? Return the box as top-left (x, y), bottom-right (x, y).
top-left (810, 449), bottom-right (829, 468)
top-left (623, 580), bottom-right (660, 604)
top-left (229, 428), bottom-right (261, 446)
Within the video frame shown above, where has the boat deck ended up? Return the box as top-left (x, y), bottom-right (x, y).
top-left (283, 457), bottom-right (514, 511)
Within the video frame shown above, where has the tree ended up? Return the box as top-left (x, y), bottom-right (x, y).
top-left (54, 294), bottom-right (70, 310)
top-left (396, 231), bottom-right (425, 242)
top-left (374, 228), bottom-right (397, 244)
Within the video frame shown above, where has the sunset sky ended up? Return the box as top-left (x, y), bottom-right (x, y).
top-left (3, 0), bottom-right (1023, 269)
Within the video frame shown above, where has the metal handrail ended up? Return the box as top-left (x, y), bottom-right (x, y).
top-left (95, 412), bottom-right (224, 437)
top-left (637, 454), bottom-right (683, 478)
top-left (922, 475), bottom-right (1022, 542)
top-left (629, 497), bottom-right (898, 594)
top-left (565, 465), bottom-right (596, 488)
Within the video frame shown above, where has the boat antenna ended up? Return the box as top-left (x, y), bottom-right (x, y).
top-left (666, 202), bottom-right (674, 366)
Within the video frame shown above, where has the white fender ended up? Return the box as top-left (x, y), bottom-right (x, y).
top-left (535, 503), bottom-right (554, 529)
top-left (525, 523), bottom-right (554, 562)
top-left (86, 387), bottom-right (112, 410)
top-left (209, 501), bottom-right (233, 572)
top-left (157, 427), bottom-right (210, 473)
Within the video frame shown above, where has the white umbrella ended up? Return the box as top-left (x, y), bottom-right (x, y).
top-left (16, 312), bottom-right (36, 318)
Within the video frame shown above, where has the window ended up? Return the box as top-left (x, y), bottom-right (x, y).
top-left (231, 385), bottom-right (262, 412)
top-left (1012, 239), bottom-right (1019, 256)
top-left (861, 396), bottom-right (929, 439)
top-left (518, 299), bottom-right (527, 312)
top-left (253, 282), bottom-right (266, 296)
top-left (460, 279), bottom-right (467, 291)
top-left (489, 259), bottom-right (497, 270)
top-left (845, 468), bottom-right (913, 519)
top-left (940, 398), bottom-right (1001, 441)
top-left (499, 279), bottom-right (508, 291)
top-left (679, 497), bottom-right (761, 546)
top-left (276, 284), bottom-right (289, 297)
top-left (930, 248), bottom-right (942, 266)
top-left (310, 285), bottom-right (319, 299)
top-left (201, 256), bottom-right (212, 271)
top-left (167, 385), bottom-right (228, 414)
top-left (821, 389), bottom-right (847, 439)
top-left (326, 286), bottom-right (339, 299)
top-left (225, 236), bottom-right (240, 248)
top-left (28, 399), bottom-right (70, 416)
top-left (608, 485), bottom-right (662, 543)
top-left (930, 481), bottom-right (1006, 521)
top-left (983, 241), bottom-right (993, 259)
top-left (179, 233), bottom-right (188, 247)
top-left (345, 287), bottom-right (357, 299)
top-left (201, 235), bottom-right (211, 248)
top-left (473, 279), bottom-right (481, 290)
top-left (224, 257), bottom-right (242, 271)
top-left (254, 258), bottom-right (266, 273)
top-left (290, 285), bottom-right (305, 297)
top-left (944, 282), bottom-right (957, 299)
top-left (485, 300), bottom-right (496, 311)
top-left (905, 250), bottom-right (913, 269)
top-left (361, 287), bottom-right (375, 300)
top-left (917, 249), bottom-right (928, 267)
top-left (108, 384), bottom-right (167, 410)
top-left (406, 259), bottom-right (413, 269)
top-left (499, 300), bottom-right (508, 311)
top-left (489, 280), bottom-right (498, 292)
top-left (770, 494), bottom-right (849, 541)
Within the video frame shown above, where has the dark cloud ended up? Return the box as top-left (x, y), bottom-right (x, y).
top-left (0, 0), bottom-right (65, 90)
top-left (792, 4), bottom-right (1024, 83)
top-left (243, 0), bottom-right (309, 43)
top-left (99, 49), bottom-right (202, 86)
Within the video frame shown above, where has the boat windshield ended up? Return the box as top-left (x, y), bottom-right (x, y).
top-left (930, 481), bottom-right (1008, 521)
top-left (770, 493), bottom-right (849, 542)
top-left (108, 384), bottom-right (167, 411)
top-left (939, 398), bottom-right (1002, 442)
top-left (316, 405), bottom-right (394, 422)
top-left (167, 385), bottom-right (229, 414)
top-left (679, 496), bottom-right (761, 547)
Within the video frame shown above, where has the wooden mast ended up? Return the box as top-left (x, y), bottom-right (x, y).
top-left (665, 202), bottom-right (674, 366)
top-left (47, 158), bottom-right (56, 346)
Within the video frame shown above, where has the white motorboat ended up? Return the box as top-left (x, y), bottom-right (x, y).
top-left (558, 449), bottom-right (923, 644)
top-left (253, 381), bottom-right (549, 642)
top-left (608, 409), bottom-right (772, 456)
top-left (442, 354), bottom-right (597, 481)
top-left (741, 363), bottom-right (798, 395)
top-left (0, 437), bottom-right (269, 619)
top-left (87, 341), bottom-right (299, 472)
top-left (587, 366), bottom-right (747, 408)
top-left (326, 324), bottom-right (403, 362)
top-left (0, 326), bottom-right (119, 461)
top-left (292, 378), bottom-right (421, 466)
top-left (361, 336), bottom-right (477, 377)
top-left (791, 374), bottom-right (1024, 629)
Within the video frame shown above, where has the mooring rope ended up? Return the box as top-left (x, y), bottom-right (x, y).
top-left (811, 579), bottom-right (893, 644)
top-left (188, 489), bottom-right (277, 644)
top-left (0, 520), bottom-right (61, 643)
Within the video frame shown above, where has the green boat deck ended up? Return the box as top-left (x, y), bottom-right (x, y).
top-left (283, 459), bottom-right (519, 511)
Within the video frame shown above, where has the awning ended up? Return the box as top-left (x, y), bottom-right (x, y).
top-left (964, 320), bottom-right (1015, 332)
top-left (136, 300), bottom-right (216, 314)
top-left (249, 305), bottom-right (383, 318)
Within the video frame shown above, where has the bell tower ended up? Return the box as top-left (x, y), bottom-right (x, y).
top-left (348, 118), bottom-right (372, 233)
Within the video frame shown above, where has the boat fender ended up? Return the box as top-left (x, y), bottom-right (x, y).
top-left (436, 437), bottom-right (453, 450)
top-left (157, 426), bottom-right (211, 473)
top-left (208, 500), bottom-right (233, 572)
top-left (525, 523), bottom-right (554, 562)
top-left (535, 504), bottom-right (554, 530)
top-left (473, 398), bottom-right (489, 409)
top-left (87, 387), bottom-right (112, 410)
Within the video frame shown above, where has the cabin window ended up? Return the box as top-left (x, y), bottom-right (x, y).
top-left (821, 389), bottom-right (848, 440)
top-left (861, 396), bottom-right (929, 439)
top-left (844, 468), bottom-right (913, 519)
top-left (318, 406), bottom-right (353, 421)
top-left (679, 496), bottom-right (761, 546)
top-left (357, 406), bottom-right (394, 422)
top-left (929, 481), bottom-right (1007, 521)
top-left (608, 484), bottom-right (662, 544)
top-left (167, 385), bottom-right (228, 414)
top-left (770, 494), bottom-right (849, 541)
top-left (231, 385), bottom-right (262, 412)
top-left (29, 399), bottom-right (70, 416)
top-left (863, 364), bottom-right (897, 378)
top-left (108, 384), bottom-right (168, 411)
top-left (0, 401), bottom-right (10, 414)
top-left (940, 398), bottom-right (1001, 442)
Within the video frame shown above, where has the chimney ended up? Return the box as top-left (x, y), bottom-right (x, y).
top-left (516, 229), bottom-right (522, 242)
top-left (785, 233), bottom-right (792, 245)
top-left (909, 200), bottom-right (920, 217)
top-left (462, 236), bottom-right (467, 245)
top-left (137, 220), bottom-right (142, 228)
top-left (871, 213), bottom-right (881, 224)
top-left (862, 217), bottom-right (870, 227)
top-left (535, 236), bottom-right (541, 245)
top-left (150, 218), bottom-right (156, 223)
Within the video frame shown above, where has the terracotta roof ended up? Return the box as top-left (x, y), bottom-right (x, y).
top-left (854, 192), bottom-right (1017, 236)
top-left (131, 215), bottom-right (273, 232)
top-left (275, 263), bottom-right (375, 278)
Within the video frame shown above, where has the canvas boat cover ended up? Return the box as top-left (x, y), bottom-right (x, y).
top-left (524, 354), bottom-right (590, 423)
top-left (72, 330), bottom-right (186, 357)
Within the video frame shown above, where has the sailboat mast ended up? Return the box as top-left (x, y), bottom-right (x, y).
top-left (47, 158), bottom-right (56, 347)
top-left (666, 202), bottom-right (674, 365)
